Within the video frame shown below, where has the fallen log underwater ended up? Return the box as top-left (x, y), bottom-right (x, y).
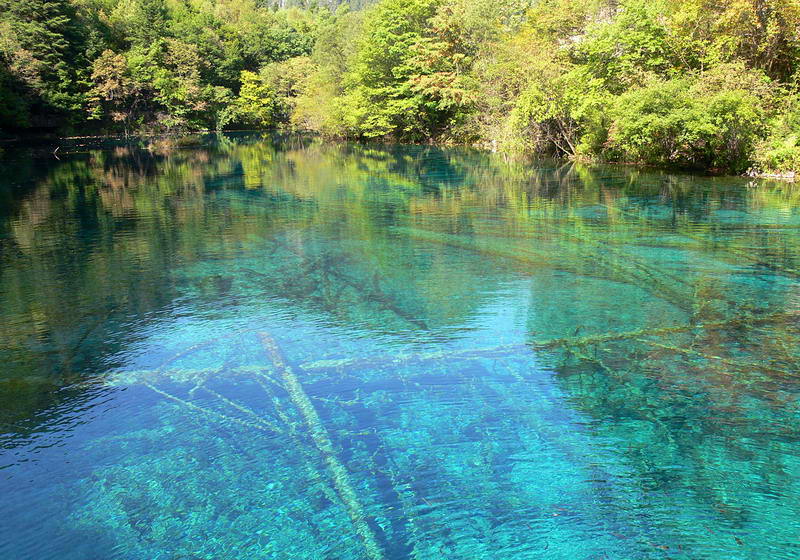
top-left (91, 227), bottom-right (800, 558)
top-left (391, 225), bottom-right (702, 315)
top-left (259, 332), bottom-right (388, 560)
top-left (108, 304), bottom-right (798, 386)
top-left (99, 304), bottom-right (800, 559)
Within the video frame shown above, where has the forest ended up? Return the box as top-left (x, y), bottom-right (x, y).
top-left (2, 0), bottom-right (800, 174)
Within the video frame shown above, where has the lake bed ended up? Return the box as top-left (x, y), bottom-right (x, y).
top-left (1, 134), bottom-right (799, 559)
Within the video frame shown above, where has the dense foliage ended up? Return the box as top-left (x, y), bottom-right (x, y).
top-left (3, 0), bottom-right (800, 173)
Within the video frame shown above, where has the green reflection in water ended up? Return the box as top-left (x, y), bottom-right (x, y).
top-left (1, 133), bottom-right (800, 559)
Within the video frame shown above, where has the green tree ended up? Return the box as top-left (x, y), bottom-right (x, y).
top-left (0, 0), bottom-right (90, 127)
top-left (666, 0), bottom-right (800, 80)
top-left (344, 0), bottom-right (442, 139)
top-left (572, 1), bottom-right (677, 94)
top-left (234, 70), bottom-right (280, 128)
top-left (87, 49), bottom-right (143, 134)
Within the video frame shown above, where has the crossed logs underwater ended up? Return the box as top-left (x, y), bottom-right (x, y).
top-left (118, 299), bottom-right (800, 560)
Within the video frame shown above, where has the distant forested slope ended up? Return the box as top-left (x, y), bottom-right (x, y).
top-left (2, 0), bottom-right (800, 174)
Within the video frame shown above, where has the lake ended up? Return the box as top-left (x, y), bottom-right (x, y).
top-left (1, 133), bottom-right (799, 559)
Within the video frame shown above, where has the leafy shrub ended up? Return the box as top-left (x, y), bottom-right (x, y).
top-left (753, 92), bottom-right (800, 174)
top-left (508, 65), bottom-right (609, 157)
top-left (607, 65), bottom-right (772, 172)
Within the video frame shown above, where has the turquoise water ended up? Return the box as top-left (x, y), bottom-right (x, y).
top-left (1, 133), bottom-right (800, 559)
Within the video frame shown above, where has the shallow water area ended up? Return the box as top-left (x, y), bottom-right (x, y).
top-left (1, 133), bottom-right (800, 559)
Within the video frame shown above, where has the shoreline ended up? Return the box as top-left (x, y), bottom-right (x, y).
top-left (2, 129), bottom-right (799, 182)
top-left (747, 170), bottom-right (798, 182)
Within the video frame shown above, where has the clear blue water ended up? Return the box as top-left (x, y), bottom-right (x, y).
top-left (1, 133), bottom-right (800, 559)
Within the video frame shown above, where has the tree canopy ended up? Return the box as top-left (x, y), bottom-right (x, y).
top-left (2, 0), bottom-right (800, 174)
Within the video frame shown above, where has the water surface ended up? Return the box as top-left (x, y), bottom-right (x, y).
top-left (1, 134), bottom-right (800, 559)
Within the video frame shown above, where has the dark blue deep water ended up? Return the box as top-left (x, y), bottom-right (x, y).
top-left (1, 133), bottom-right (800, 559)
